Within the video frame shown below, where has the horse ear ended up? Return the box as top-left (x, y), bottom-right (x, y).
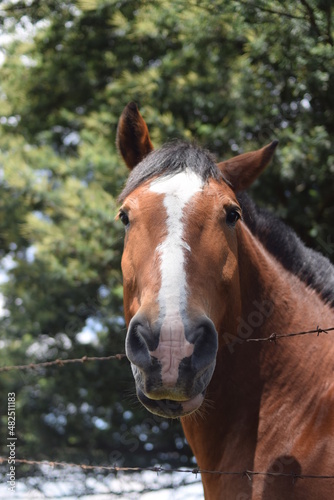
top-left (116, 102), bottom-right (154, 170)
top-left (217, 140), bottom-right (278, 191)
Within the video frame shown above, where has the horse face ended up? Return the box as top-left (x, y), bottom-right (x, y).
top-left (119, 171), bottom-right (241, 417)
top-left (116, 103), bottom-right (277, 418)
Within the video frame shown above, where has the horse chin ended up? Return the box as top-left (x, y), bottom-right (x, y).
top-left (136, 389), bottom-right (205, 418)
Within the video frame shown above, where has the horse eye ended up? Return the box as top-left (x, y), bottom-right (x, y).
top-left (119, 210), bottom-right (130, 227)
top-left (226, 209), bottom-right (241, 226)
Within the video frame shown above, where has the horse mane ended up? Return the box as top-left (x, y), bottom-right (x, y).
top-left (118, 141), bottom-right (225, 202)
top-left (238, 192), bottom-right (334, 308)
top-left (118, 141), bottom-right (334, 308)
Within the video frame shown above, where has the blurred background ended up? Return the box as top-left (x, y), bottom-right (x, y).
top-left (0, 0), bottom-right (333, 497)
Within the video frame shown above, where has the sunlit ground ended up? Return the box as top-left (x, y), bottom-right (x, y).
top-left (0, 469), bottom-right (204, 499)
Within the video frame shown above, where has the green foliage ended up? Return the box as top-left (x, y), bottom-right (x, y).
top-left (0, 0), bottom-right (333, 485)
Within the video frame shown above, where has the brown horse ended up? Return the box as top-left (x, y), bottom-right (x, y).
top-left (116, 102), bottom-right (334, 499)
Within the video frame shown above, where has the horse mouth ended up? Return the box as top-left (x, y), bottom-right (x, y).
top-left (136, 389), bottom-right (205, 418)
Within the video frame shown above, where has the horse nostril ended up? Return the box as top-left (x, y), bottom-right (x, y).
top-left (191, 318), bottom-right (218, 373)
top-left (126, 318), bottom-right (152, 370)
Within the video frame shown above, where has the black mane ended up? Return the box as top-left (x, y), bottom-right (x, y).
top-left (238, 193), bottom-right (334, 308)
top-left (119, 141), bottom-right (334, 308)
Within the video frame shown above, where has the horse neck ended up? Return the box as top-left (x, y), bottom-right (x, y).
top-left (182, 222), bottom-right (334, 472)
top-left (235, 223), bottom-right (334, 339)
top-left (235, 223), bottom-right (293, 336)
top-left (209, 225), bottom-right (334, 422)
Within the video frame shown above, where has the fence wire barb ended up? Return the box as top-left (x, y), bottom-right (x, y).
top-left (0, 326), bottom-right (333, 373)
top-left (0, 458), bottom-right (333, 481)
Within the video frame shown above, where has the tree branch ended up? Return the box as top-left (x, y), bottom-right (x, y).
top-left (299, 0), bottom-right (322, 38)
top-left (236, 0), bottom-right (305, 21)
top-left (326, 2), bottom-right (333, 46)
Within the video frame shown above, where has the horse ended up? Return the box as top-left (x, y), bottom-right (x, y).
top-left (116, 102), bottom-right (334, 499)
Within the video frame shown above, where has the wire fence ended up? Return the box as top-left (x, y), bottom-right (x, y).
top-left (0, 325), bottom-right (333, 373)
top-left (0, 457), bottom-right (333, 482)
top-left (0, 353), bottom-right (126, 373)
top-left (1, 325), bottom-right (334, 486)
top-left (245, 325), bottom-right (334, 342)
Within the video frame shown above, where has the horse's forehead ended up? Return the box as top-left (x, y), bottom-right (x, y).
top-left (123, 170), bottom-right (205, 216)
top-left (149, 170), bottom-right (204, 202)
top-left (123, 171), bottom-right (232, 215)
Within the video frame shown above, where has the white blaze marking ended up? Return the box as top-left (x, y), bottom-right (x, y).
top-left (150, 170), bottom-right (203, 317)
top-left (149, 170), bottom-right (203, 386)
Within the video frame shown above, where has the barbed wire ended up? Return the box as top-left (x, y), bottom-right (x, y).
top-left (0, 325), bottom-right (333, 373)
top-left (0, 353), bottom-right (126, 373)
top-left (0, 457), bottom-right (333, 481)
top-left (245, 325), bottom-right (334, 343)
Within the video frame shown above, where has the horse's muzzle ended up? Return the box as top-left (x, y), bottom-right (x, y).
top-left (125, 313), bottom-right (218, 417)
top-left (136, 389), bottom-right (205, 418)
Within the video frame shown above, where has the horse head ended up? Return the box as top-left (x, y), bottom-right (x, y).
top-left (116, 102), bottom-right (277, 418)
